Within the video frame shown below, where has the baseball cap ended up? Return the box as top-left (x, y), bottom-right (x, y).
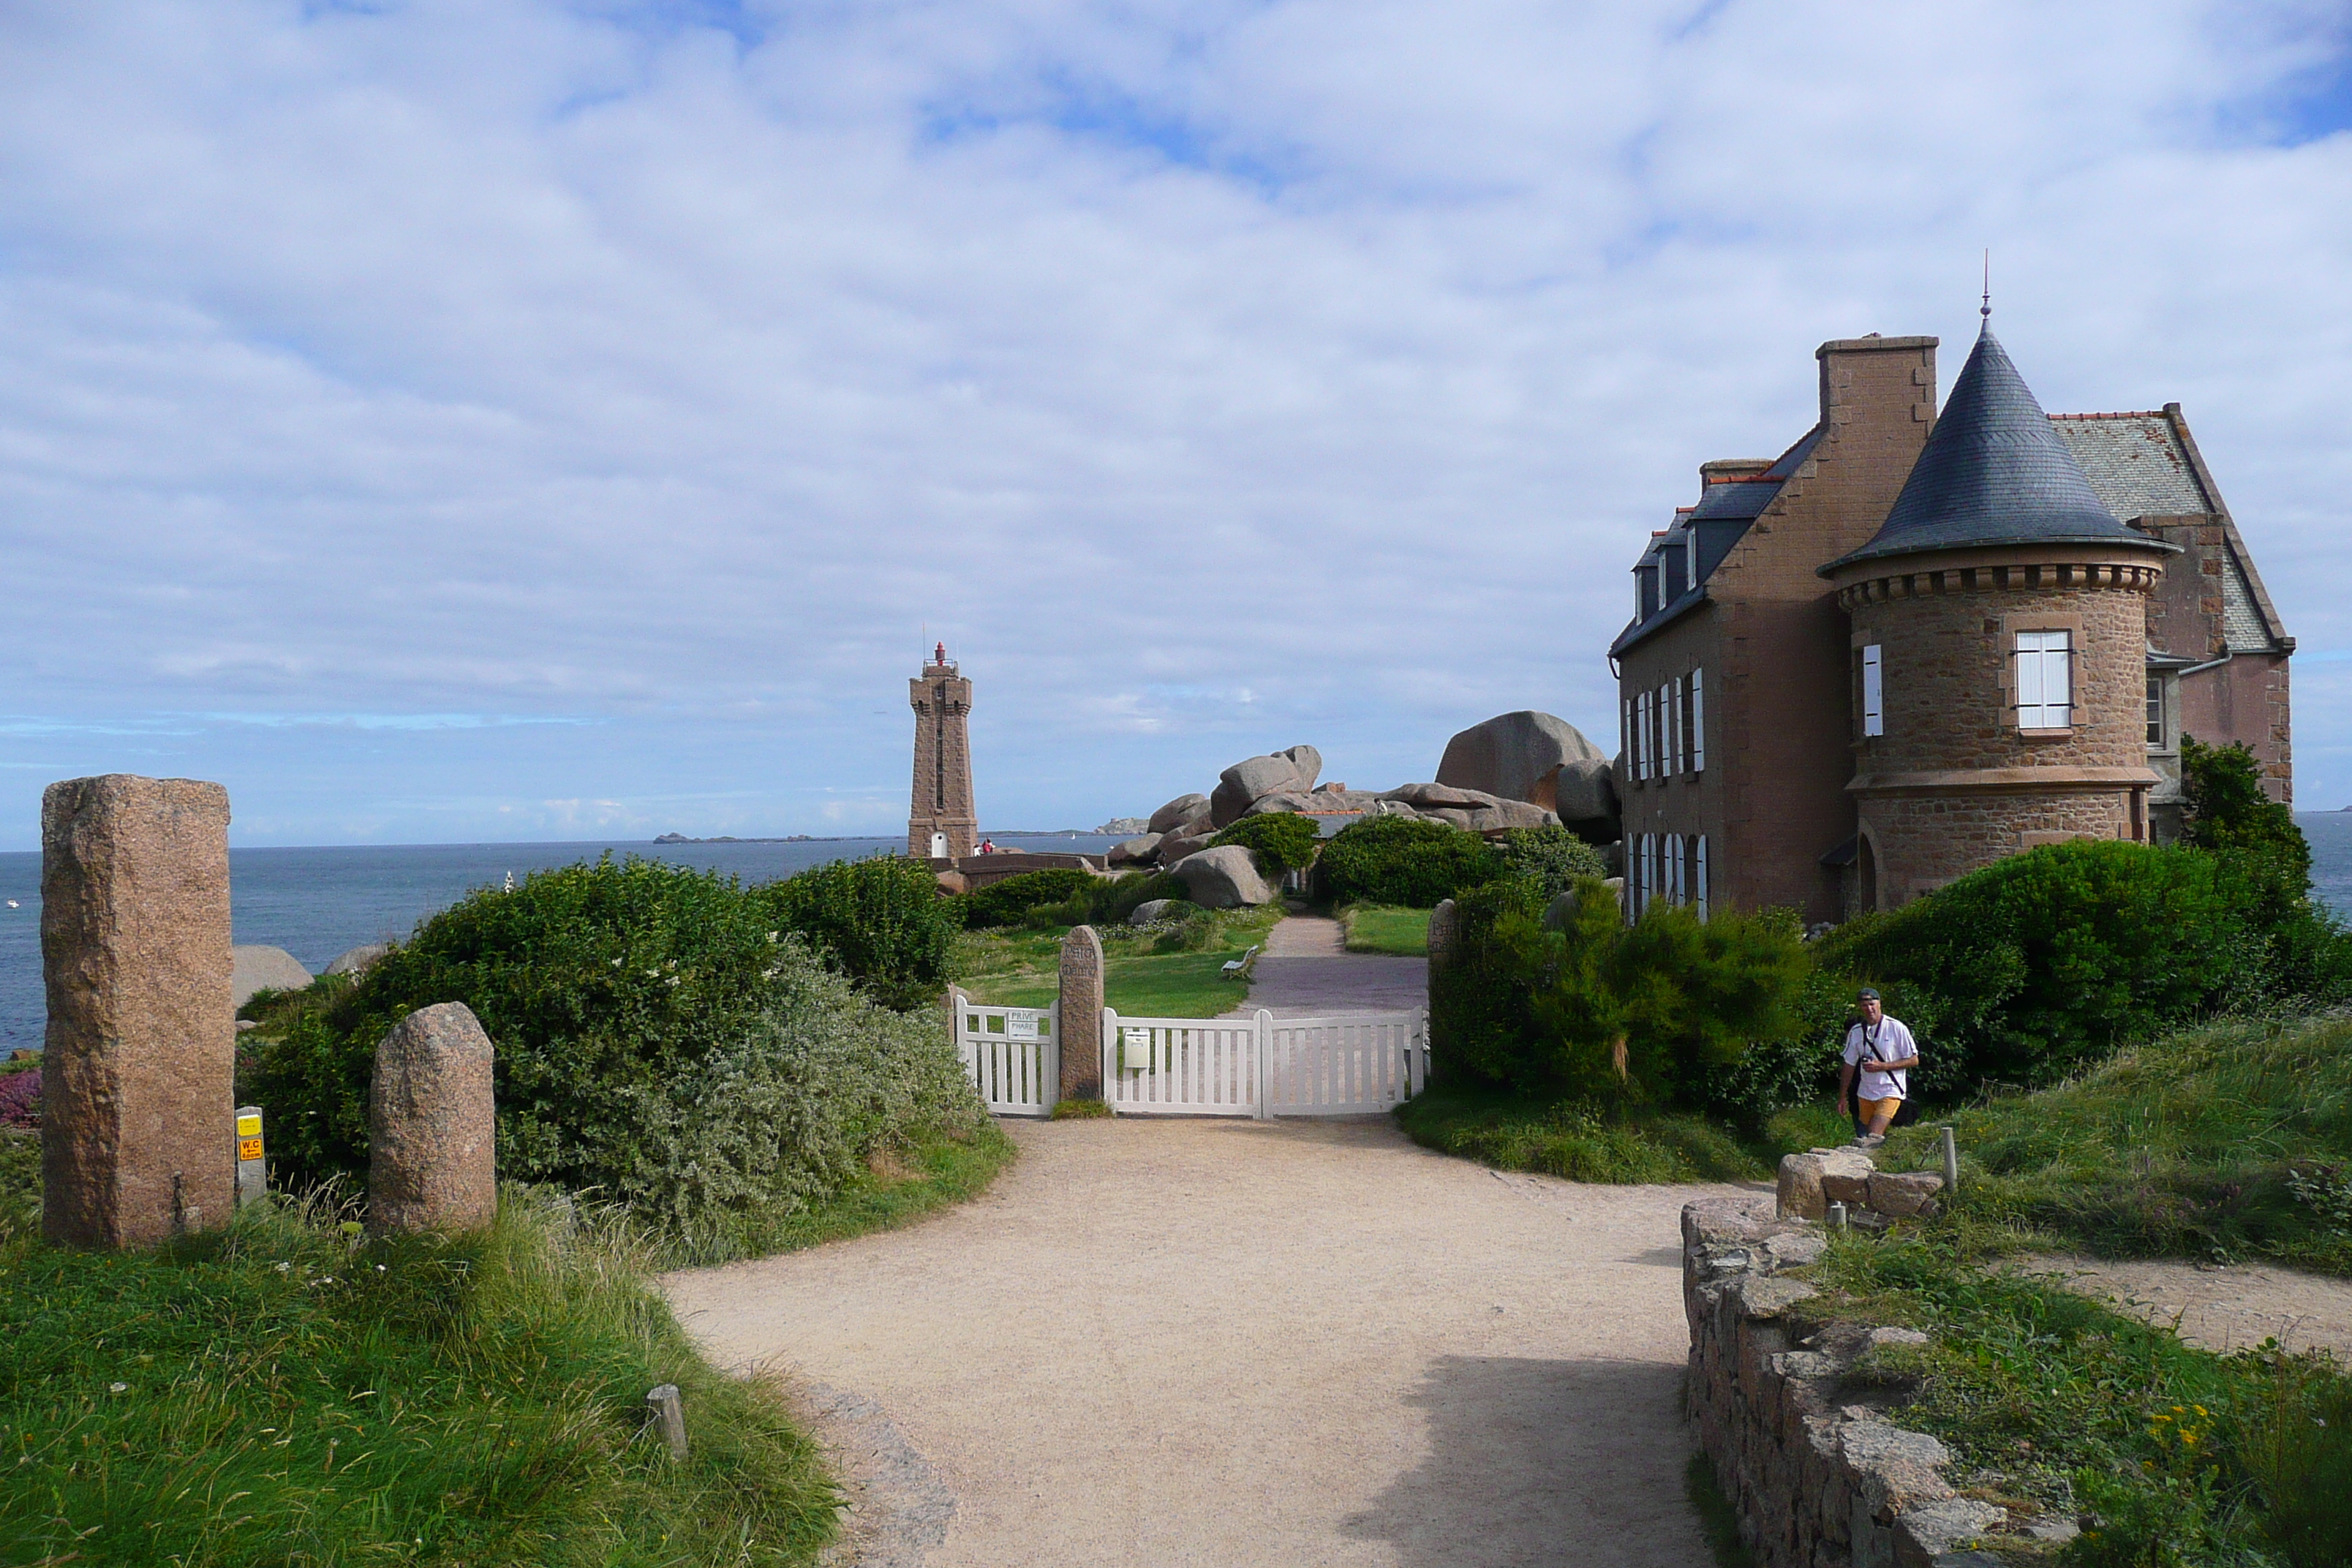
top-left (1856, 987), bottom-right (1881, 1001)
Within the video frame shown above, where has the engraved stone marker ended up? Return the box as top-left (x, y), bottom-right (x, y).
top-left (40, 774), bottom-right (234, 1249)
top-left (1056, 925), bottom-right (1104, 1103)
top-left (367, 1002), bottom-right (497, 1235)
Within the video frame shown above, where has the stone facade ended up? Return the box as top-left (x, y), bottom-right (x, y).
top-left (1616, 337), bottom-right (1938, 925)
top-left (1613, 334), bottom-right (2293, 922)
top-left (1835, 546), bottom-right (2166, 906)
top-left (40, 774), bottom-right (235, 1249)
top-left (908, 645), bottom-right (978, 862)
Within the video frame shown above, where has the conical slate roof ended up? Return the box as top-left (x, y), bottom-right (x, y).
top-left (1825, 327), bottom-right (2168, 572)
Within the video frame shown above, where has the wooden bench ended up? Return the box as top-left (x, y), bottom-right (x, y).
top-left (1221, 944), bottom-right (1262, 980)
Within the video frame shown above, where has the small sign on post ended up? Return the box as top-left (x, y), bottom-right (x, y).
top-left (235, 1104), bottom-right (267, 1209)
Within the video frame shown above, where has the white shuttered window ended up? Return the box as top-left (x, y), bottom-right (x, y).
top-left (2016, 631), bottom-right (2073, 729)
top-left (1861, 645), bottom-right (1884, 738)
top-left (1695, 836), bottom-right (1710, 919)
top-left (1666, 834), bottom-right (1682, 903)
top-left (1690, 668), bottom-right (1705, 772)
top-left (1669, 677), bottom-right (1684, 774)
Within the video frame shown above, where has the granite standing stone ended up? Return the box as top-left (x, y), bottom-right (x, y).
top-left (40, 774), bottom-right (235, 1249)
top-left (368, 1002), bottom-right (497, 1235)
top-left (1057, 927), bottom-right (1105, 1103)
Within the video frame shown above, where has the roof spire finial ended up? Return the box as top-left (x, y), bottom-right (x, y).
top-left (1980, 249), bottom-right (1992, 323)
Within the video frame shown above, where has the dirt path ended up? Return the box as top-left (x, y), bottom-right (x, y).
top-left (2020, 1254), bottom-right (2352, 1359)
top-left (1236, 913), bottom-right (1428, 1017)
top-left (664, 1117), bottom-right (1737, 1567)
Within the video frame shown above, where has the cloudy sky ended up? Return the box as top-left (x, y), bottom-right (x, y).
top-left (1, 0), bottom-right (2347, 849)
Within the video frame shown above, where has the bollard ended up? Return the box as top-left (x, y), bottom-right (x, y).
top-left (647, 1383), bottom-right (688, 1460)
top-left (1940, 1125), bottom-right (1960, 1195)
top-left (1827, 1201), bottom-right (1847, 1232)
top-left (235, 1105), bottom-right (268, 1208)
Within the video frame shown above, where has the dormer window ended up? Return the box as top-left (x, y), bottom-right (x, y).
top-left (1662, 536), bottom-right (1688, 600)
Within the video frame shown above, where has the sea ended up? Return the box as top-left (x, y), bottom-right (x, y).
top-left (3, 820), bottom-right (2349, 1057)
top-left (0, 833), bottom-right (1122, 1055)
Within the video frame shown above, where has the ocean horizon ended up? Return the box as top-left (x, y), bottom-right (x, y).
top-left (4, 817), bottom-right (2350, 1056)
top-left (0, 832), bottom-right (1123, 1054)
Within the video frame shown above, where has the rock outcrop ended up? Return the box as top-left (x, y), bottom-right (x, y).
top-left (1147, 794), bottom-right (1211, 835)
top-left (1106, 834), bottom-right (1162, 867)
top-left (324, 941), bottom-right (393, 978)
top-left (232, 945), bottom-right (314, 1009)
top-left (1208, 746), bottom-right (1322, 828)
top-left (1436, 711), bottom-right (1619, 837)
top-left (1169, 845), bottom-right (1273, 908)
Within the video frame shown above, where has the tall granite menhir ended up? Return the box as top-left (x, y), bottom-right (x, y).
top-left (41, 774), bottom-right (235, 1248)
top-left (369, 1003), bottom-right (498, 1235)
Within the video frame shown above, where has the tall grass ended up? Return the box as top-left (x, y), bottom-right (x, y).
top-left (0, 1163), bottom-right (837, 1567)
top-left (1875, 1010), bottom-right (2352, 1272)
top-left (1394, 1085), bottom-right (1769, 1183)
top-left (1804, 1226), bottom-right (2352, 1567)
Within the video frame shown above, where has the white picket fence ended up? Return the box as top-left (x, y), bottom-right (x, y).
top-left (1104, 1006), bottom-right (1427, 1118)
top-left (951, 989), bottom-right (1058, 1117)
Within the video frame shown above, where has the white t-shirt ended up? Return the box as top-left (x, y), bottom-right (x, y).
top-left (1842, 1017), bottom-right (1918, 1101)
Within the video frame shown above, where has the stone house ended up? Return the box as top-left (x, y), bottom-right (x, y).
top-left (1610, 325), bottom-right (2292, 924)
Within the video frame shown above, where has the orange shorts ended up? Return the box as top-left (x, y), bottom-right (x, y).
top-left (1857, 1096), bottom-right (1903, 1123)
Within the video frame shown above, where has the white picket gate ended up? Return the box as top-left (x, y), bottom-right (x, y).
top-left (951, 989), bottom-right (1058, 1117)
top-left (1102, 1006), bottom-right (1427, 1118)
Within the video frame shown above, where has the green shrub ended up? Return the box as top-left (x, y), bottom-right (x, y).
top-left (1210, 813), bottom-right (1322, 875)
top-left (245, 857), bottom-right (987, 1248)
top-left (2182, 734), bottom-right (2309, 881)
top-left (1434, 877), bottom-right (1809, 1106)
top-left (631, 951), bottom-right (984, 1260)
top-left (957, 867), bottom-right (1101, 929)
top-left (1315, 814), bottom-right (1500, 907)
top-left (1814, 840), bottom-right (2302, 1093)
top-left (1429, 877), bottom-right (1550, 1089)
top-left (1026, 870), bottom-right (1190, 931)
top-left (1493, 824), bottom-right (1608, 900)
top-left (766, 853), bottom-right (959, 1009)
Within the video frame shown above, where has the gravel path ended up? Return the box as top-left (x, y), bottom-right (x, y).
top-left (664, 1117), bottom-right (1738, 1567)
top-left (2020, 1254), bottom-right (2352, 1358)
top-left (1233, 914), bottom-right (1428, 1017)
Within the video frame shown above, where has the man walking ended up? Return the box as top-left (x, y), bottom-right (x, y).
top-left (1836, 987), bottom-right (1919, 1147)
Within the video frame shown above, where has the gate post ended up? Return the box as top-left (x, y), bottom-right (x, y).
top-left (1056, 926), bottom-right (1104, 1103)
top-left (1253, 1009), bottom-right (1273, 1121)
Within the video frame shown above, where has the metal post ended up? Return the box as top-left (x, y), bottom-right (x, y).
top-left (1101, 1007), bottom-right (1118, 1109)
top-left (1940, 1125), bottom-right (1959, 1195)
top-left (235, 1104), bottom-right (268, 1209)
top-left (1827, 1201), bottom-right (1847, 1232)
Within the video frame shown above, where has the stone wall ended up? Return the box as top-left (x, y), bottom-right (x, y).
top-left (1682, 1196), bottom-right (2013, 1567)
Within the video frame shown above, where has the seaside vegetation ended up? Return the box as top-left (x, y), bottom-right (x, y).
top-left (1793, 1221), bottom-right (2352, 1567)
top-left (244, 854), bottom-right (1007, 1267)
top-left (1207, 811), bottom-right (1322, 876)
top-left (1410, 741), bottom-right (2352, 1198)
top-left (1311, 813), bottom-right (1501, 907)
top-left (0, 1146), bottom-right (838, 1566)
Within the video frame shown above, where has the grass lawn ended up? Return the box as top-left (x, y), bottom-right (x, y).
top-left (1874, 1010), bottom-right (2352, 1274)
top-left (956, 905), bottom-right (1281, 1019)
top-left (1338, 904), bottom-right (1431, 956)
top-left (0, 1135), bottom-right (837, 1567)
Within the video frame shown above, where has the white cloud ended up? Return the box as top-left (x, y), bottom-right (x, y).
top-left (0, 0), bottom-right (2347, 848)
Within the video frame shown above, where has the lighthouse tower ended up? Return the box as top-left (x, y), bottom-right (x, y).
top-left (908, 644), bottom-right (977, 862)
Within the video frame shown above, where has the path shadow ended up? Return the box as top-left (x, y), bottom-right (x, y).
top-left (1340, 1356), bottom-right (1709, 1568)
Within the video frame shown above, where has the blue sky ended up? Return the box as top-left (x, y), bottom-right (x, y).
top-left (1, 0), bottom-right (2349, 848)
